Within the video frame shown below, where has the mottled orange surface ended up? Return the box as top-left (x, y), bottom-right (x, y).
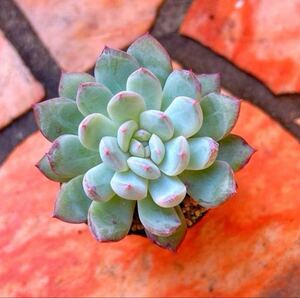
top-left (0, 101), bottom-right (300, 297)
top-left (0, 30), bottom-right (44, 128)
top-left (15, 0), bottom-right (163, 72)
top-left (180, 0), bottom-right (300, 94)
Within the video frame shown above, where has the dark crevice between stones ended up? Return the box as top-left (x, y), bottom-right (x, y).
top-left (155, 33), bottom-right (300, 140)
top-left (0, 0), bottom-right (61, 164)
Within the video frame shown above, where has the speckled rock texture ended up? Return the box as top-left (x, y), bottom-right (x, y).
top-left (1, 99), bottom-right (299, 297)
top-left (0, 30), bottom-right (44, 128)
top-left (15, 0), bottom-right (163, 71)
top-left (180, 0), bottom-right (300, 94)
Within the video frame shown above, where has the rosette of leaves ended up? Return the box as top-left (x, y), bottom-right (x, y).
top-left (34, 34), bottom-right (254, 251)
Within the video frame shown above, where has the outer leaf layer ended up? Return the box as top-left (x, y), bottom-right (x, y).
top-left (34, 98), bottom-right (83, 142)
top-left (94, 47), bottom-right (139, 94)
top-left (88, 197), bottom-right (135, 242)
top-left (127, 34), bottom-right (172, 86)
top-left (76, 82), bottom-right (112, 116)
top-left (47, 135), bottom-right (100, 179)
top-left (138, 195), bottom-right (181, 236)
top-left (161, 70), bottom-right (201, 110)
top-left (195, 92), bottom-right (240, 141)
top-left (83, 163), bottom-right (115, 202)
top-left (54, 175), bottom-right (91, 223)
top-left (145, 206), bottom-right (187, 251)
top-left (197, 73), bottom-right (221, 97)
top-left (180, 161), bottom-right (236, 208)
top-left (59, 72), bottom-right (95, 100)
top-left (217, 134), bottom-right (255, 171)
top-left (126, 68), bottom-right (162, 110)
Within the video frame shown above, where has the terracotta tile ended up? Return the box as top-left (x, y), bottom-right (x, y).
top-left (0, 30), bottom-right (44, 128)
top-left (0, 101), bottom-right (300, 296)
top-left (15, 0), bottom-right (163, 72)
top-left (180, 0), bottom-right (300, 94)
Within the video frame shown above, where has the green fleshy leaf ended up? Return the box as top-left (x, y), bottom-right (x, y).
top-left (34, 98), bottom-right (84, 142)
top-left (159, 136), bottom-right (190, 176)
top-left (149, 174), bottom-right (186, 208)
top-left (36, 154), bottom-right (70, 182)
top-left (59, 72), bottom-right (95, 100)
top-left (179, 161), bottom-right (236, 208)
top-left (129, 139), bottom-right (145, 158)
top-left (76, 82), bottom-right (113, 117)
top-left (88, 197), bottom-right (135, 242)
top-left (110, 171), bottom-right (148, 200)
top-left (139, 110), bottom-right (174, 141)
top-left (148, 134), bottom-right (165, 165)
top-left (127, 34), bottom-right (172, 86)
top-left (217, 134), bottom-right (255, 172)
top-left (165, 96), bottom-right (203, 138)
top-left (54, 175), bottom-right (91, 223)
top-left (197, 73), bottom-right (221, 97)
top-left (117, 120), bottom-right (138, 152)
top-left (161, 70), bottom-right (201, 111)
top-left (127, 157), bottom-right (161, 180)
top-left (145, 206), bottom-right (187, 251)
top-left (99, 137), bottom-right (129, 172)
top-left (126, 68), bottom-right (162, 110)
top-left (78, 113), bottom-right (117, 151)
top-left (138, 195), bottom-right (180, 237)
top-left (144, 146), bottom-right (151, 158)
top-left (47, 135), bottom-right (100, 179)
top-left (107, 91), bottom-right (146, 124)
top-left (83, 163), bottom-right (115, 201)
top-left (134, 129), bottom-right (151, 142)
top-left (187, 137), bottom-right (219, 170)
top-left (195, 93), bottom-right (240, 141)
top-left (94, 47), bottom-right (139, 94)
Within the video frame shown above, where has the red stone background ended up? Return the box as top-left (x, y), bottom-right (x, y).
top-left (0, 0), bottom-right (299, 297)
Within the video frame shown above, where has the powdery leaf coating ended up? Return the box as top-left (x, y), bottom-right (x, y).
top-left (180, 161), bottom-right (236, 208)
top-left (195, 92), bottom-right (240, 141)
top-left (161, 70), bottom-right (202, 110)
top-left (138, 195), bottom-right (181, 236)
top-left (127, 157), bottom-right (161, 180)
top-left (117, 120), bottom-right (138, 152)
top-left (78, 113), bottom-right (117, 151)
top-left (107, 91), bottom-right (146, 124)
top-left (139, 110), bottom-right (174, 141)
top-left (159, 136), bottom-right (190, 176)
top-left (99, 137), bottom-right (129, 172)
top-left (83, 163), bottom-right (115, 202)
top-left (187, 137), bottom-right (219, 170)
top-left (129, 139), bottom-right (145, 158)
top-left (54, 175), bottom-right (91, 223)
top-left (110, 171), bottom-right (148, 200)
top-left (94, 47), bottom-right (139, 95)
top-left (34, 98), bottom-right (84, 142)
top-left (148, 134), bottom-right (165, 165)
top-left (127, 34), bottom-right (172, 86)
top-left (149, 174), bottom-right (186, 208)
top-left (76, 82), bottom-right (113, 117)
top-left (165, 96), bottom-right (203, 138)
top-left (126, 68), bottom-right (162, 110)
top-left (88, 197), bottom-right (135, 242)
top-left (59, 72), bottom-right (95, 100)
top-left (197, 73), bottom-right (221, 97)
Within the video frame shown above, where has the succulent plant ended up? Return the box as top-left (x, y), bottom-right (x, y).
top-left (34, 34), bottom-right (255, 251)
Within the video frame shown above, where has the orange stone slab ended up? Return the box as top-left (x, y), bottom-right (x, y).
top-left (15, 0), bottom-right (163, 72)
top-left (180, 0), bottom-right (300, 94)
top-left (0, 101), bottom-right (300, 297)
top-left (0, 30), bottom-right (44, 128)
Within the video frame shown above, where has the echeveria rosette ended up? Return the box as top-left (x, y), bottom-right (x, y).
top-left (34, 34), bottom-right (255, 251)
